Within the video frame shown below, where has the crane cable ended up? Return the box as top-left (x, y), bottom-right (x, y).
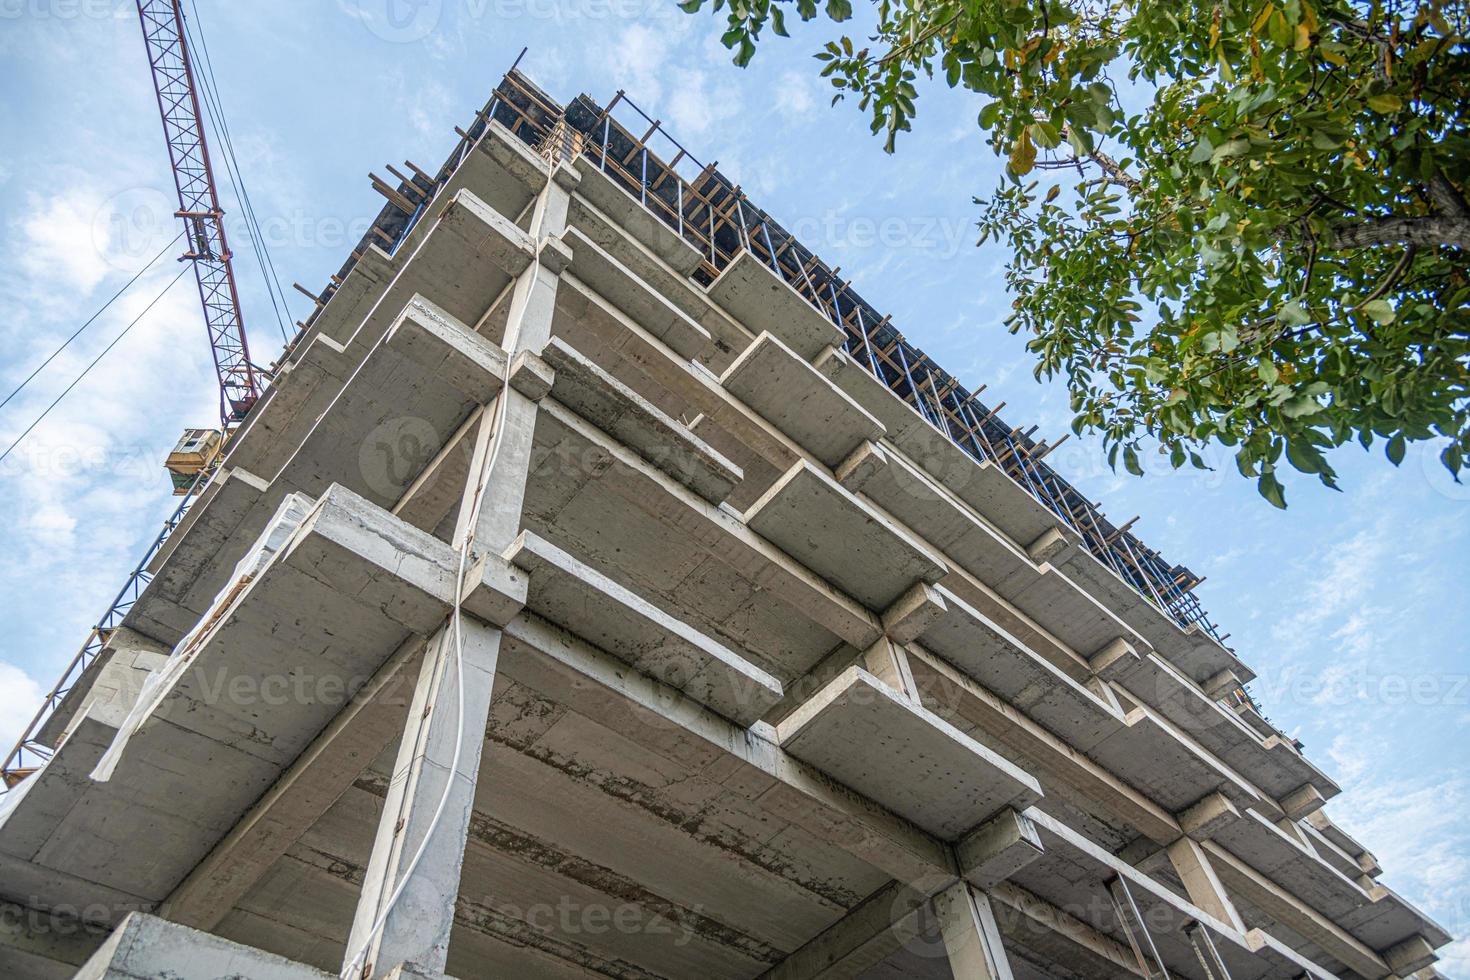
top-left (0, 232), bottom-right (182, 416)
top-left (0, 265), bottom-right (191, 468)
top-left (182, 1), bottom-right (294, 345)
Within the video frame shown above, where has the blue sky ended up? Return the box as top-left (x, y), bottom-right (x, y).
top-left (0, 0), bottom-right (1464, 967)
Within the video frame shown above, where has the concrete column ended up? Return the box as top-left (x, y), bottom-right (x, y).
top-left (461, 167), bottom-right (574, 554)
top-left (342, 620), bottom-right (502, 979)
top-left (932, 882), bottom-right (1015, 980)
top-left (1167, 836), bottom-right (1245, 933)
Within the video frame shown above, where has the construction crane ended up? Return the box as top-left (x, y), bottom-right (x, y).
top-left (0, 2), bottom-right (265, 787)
top-left (135, 0), bottom-right (260, 492)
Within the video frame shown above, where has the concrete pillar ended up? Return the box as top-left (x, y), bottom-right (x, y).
top-left (341, 620), bottom-right (502, 979)
top-left (462, 167), bottom-right (574, 555)
top-left (932, 882), bottom-right (1015, 980)
top-left (1167, 836), bottom-right (1245, 933)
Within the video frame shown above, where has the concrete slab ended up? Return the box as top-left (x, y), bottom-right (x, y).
top-left (1109, 650), bottom-right (1339, 808)
top-left (914, 585), bottom-right (1124, 752)
top-left (778, 667), bottom-right (1041, 839)
top-left (708, 252), bottom-right (845, 360)
top-left (746, 461), bottom-right (948, 611)
top-left (720, 332), bottom-right (885, 468)
top-left (837, 440), bottom-right (1034, 595)
top-left (525, 401), bottom-right (879, 685)
top-left (540, 336), bottom-right (741, 505)
top-left (23, 487), bottom-right (473, 905)
top-left (561, 227), bottom-right (710, 362)
top-left (572, 155), bottom-right (704, 277)
top-left (1016, 808), bottom-right (1337, 980)
top-left (1213, 810), bottom-right (1377, 922)
top-left (566, 192), bottom-right (753, 371)
top-left (506, 529), bottom-right (782, 726)
top-left (75, 912), bottom-right (330, 980)
top-left (1087, 702), bottom-right (1262, 813)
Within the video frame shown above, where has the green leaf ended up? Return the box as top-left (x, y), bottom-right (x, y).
top-left (1386, 432), bottom-right (1406, 465)
top-left (1210, 139), bottom-right (1250, 163)
top-left (1366, 93), bottom-right (1403, 113)
top-left (1122, 444), bottom-right (1143, 476)
top-left (1257, 469), bottom-right (1288, 509)
top-left (825, 0), bottom-right (852, 20)
top-left (1362, 298), bottom-right (1396, 324)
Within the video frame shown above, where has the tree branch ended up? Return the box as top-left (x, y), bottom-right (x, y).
top-left (1328, 212), bottom-right (1470, 250)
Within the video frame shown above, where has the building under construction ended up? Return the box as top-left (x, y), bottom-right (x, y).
top-left (0, 67), bottom-right (1453, 980)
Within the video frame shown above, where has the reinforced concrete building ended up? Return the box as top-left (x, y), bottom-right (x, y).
top-left (0, 68), bottom-right (1453, 980)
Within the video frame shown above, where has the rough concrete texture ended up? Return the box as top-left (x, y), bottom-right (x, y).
top-left (0, 75), bottom-right (1450, 980)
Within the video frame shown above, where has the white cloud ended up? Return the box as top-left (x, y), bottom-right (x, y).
top-left (0, 663), bottom-right (44, 761)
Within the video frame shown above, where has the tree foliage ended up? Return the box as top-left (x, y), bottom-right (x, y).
top-left (680, 0), bottom-right (1469, 505)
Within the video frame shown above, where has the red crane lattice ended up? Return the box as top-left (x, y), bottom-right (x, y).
top-left (135, 0), bottom-right (259, 427)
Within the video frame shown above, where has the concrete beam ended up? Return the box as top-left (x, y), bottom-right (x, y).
top-left (881, 582), bottom-right (948, 646)
top-left (758, 881), bottom-right (935, 980)
top-left (777, 667), bottom-right (1041, 840)
top-left (957, 808), bottom-right (1045, 889)
top-left (1166, 836), bottom-right (1246, 933)
top-left (505, 529), bottom-right (783, 726)
top-left (1179, 792), bottom-right (1242, 841)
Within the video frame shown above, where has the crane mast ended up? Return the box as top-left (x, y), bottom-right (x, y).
top-left (135, 0), bottom-right (259, 432)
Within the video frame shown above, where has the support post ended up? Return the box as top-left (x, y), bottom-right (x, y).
top-left (342, 620), bottom-right (502, 979)
top-left (1108, 877), bottom-right (1171, 980)
top-left (1185, 922), bottom-right (1234, 980)
top-left (932, 882), bottom-right (1015, 980)
top-left (1166, 836), bottom-right (1245, 933)
top-left (343, 168), bottom-right (575, 980)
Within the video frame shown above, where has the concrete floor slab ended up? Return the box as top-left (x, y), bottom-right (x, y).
top-left (1087, 703), bottom-right (1262, 814)
top-left (915, 586), bottom-right (1124, 753)
top-left (840, 440), bottom-right (1035, 594)
top-left (746, 461), bottom-right (947, 611)
top-left (527, 401), bottom-right (879, 683)
top-left (778, 667), bottom-right (1041, 839)
top-left (1016, 808), bottom-right (1337, 980)
top-left (566, 192), bottom-right (752, 372)
top-left (506, 529), bottom-right (782, 726)
top-left (720, 332), bottom-right (885, 468)
top-left (23, 487), bottom-right (462, 905)
top-left (572, 156), bottom-right (704, 277)
top-left (561, 227), bottom-right (711, 362)
top-left (541, 336), bottom-right (740, 505)
top-left (708, 252), bottom-right (846, 360)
